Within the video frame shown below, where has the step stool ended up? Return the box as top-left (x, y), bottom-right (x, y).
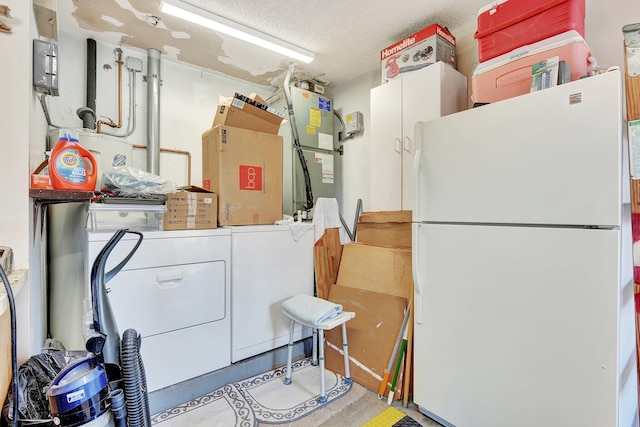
top-left (282, 295), bottom-right (355, 403)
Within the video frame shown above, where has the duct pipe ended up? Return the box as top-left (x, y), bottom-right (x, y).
top-left (146, 48), bottom-right (161, 175)
top-left (80, 38), bottom-right (97, 129)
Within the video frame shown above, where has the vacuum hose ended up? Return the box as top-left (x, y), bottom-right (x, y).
top-left (109, 389), bottom-right (127, 427)
top-left (120, 329), bottom-right (151, 427)
top-left (86, 229), bottom-right (150, 427)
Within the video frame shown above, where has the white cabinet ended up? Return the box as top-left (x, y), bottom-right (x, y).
top-left (86, 229), bottom-right (231, 392)
top-left (370, 62), bottom-right (468, 211)
top-left (230, 224), bottom-right (314, 362)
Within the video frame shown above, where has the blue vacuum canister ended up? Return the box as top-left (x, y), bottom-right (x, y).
top-left (46, 356), bottom-right (113, 426)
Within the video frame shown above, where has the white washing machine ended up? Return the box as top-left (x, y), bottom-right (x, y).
top-left (86, 228), bottom-right (231, 392)
top-left (230, 223), bottom-right (314, 363)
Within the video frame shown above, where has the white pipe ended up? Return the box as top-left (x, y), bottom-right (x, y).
top-left (146, 48), bottom-right (161, 175)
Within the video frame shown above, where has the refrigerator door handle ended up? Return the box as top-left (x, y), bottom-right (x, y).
top-left (394, 137), bottom-right (402, 154)
top-left (412, 222), bottom-right (423, 325)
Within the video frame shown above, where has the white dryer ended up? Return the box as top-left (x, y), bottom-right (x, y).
top-left (86, 228), bottom-right (231, 392)
top-left (230, 224), bottom-right (314, 363)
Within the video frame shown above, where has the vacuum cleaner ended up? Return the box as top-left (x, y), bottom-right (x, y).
top-left (45, 229), bottom-right (150, 427)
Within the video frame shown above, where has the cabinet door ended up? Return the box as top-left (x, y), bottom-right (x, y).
top-left (401, 63), bottom-right (468, 209)
top-left (370, 78), bottom-right (403, 211)
top-left (401, 69), bottom-right (443, 210)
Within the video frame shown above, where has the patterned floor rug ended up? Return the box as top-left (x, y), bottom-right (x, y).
top-left (151, 358), bottom-right (353, 426)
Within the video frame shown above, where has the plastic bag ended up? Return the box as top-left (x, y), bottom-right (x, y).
top-left (2, 350), bottom-right (88, 426)
top-left (101, 166), bottom-right (176, 199)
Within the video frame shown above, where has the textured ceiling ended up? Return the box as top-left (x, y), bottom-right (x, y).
top-left (57, 0), bottom-right (487, 88)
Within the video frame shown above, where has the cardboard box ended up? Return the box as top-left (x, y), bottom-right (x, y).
top-left (163, 186), bottom-right (217, 230)
top-left (357, 210), bottom-right (412, 248)
top-left (380, 23), bottom-right (456, 84)
top-left (213, 93), bottom-right (286, 135)
top-left (202, 125), bottom-right (283, 226)
top-left (31, 174), bottom-right (53, 190)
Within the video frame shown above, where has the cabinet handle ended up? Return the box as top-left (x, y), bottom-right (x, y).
top-left (394, 138), bottom-right (402, 154)
top-left (156, 270), bottom-right (183, 289)
top-left (403, 136), bottom-right (412, 153)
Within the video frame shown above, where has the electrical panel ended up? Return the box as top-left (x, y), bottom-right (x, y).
top-left (33, 39), bottom-right (59, 96)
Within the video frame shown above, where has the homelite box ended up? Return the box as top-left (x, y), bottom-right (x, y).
top-left (202, 125), bottom-right (283, 226)
top-left (213, 93), bottom-right (286, 135)
top-left (380, 23), bottom-right (456, 84)
top-left (164, 186), bottom-right (217, 231)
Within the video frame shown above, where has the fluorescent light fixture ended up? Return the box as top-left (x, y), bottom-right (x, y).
top-left (159, 0), bottom-right (315, 63)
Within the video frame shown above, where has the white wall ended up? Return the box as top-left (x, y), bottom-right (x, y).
top-left (46, 33), bottom-right (278, 188)
top-left (332, 69), bottom-right (379, 225)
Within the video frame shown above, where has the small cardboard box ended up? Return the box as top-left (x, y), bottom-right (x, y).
top-left (380, 23), bottom-right (456, 84)
top-left (213, 93), bottom-right (286, 135)
top-left (202, 125), bottom-right (283, 226)
top-left (163, 186), bottom-right (217, 231)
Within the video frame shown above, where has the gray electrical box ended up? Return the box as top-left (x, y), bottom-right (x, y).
top-left (290, 86), bottom-right (335, 211)
top-left (345, 111), bottom-right (364, 134)
top-left (33, 39), bottom-right (59, 96)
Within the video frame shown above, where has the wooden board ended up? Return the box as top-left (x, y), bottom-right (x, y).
top-left (314, 240), bottom-right (329, 299)
top-left (323, 228), bottom-right (343, 286)
top-left (358, 210), bottom-right (412, 224)
top-left (356, 222), bottom-right (412, 248)
top-left (313, 227), bottom-right (343, 299)
top-left (336, 242), bottom-right (413, 300)
top-left (324, 285), bottom-right (408, 392)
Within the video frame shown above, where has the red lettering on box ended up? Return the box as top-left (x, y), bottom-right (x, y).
top-left (239, 165), bottom-right (263, 191)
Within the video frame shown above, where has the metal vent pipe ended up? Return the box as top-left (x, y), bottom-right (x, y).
top-left (146, 48), bottom-right (161, 175)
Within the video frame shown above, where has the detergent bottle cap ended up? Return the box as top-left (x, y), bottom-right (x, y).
top-left (58, 128), bottom-right (80, 143)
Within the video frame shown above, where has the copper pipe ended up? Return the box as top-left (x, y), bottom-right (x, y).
top-left (132, 144), bottom-right (192, 186)
top-left (97, 49), bottom-right (123, 133)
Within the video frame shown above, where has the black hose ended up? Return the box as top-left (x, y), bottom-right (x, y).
top-left (0, 265), bottom-right (18, 427)
top-left (109, 388), bottom-right (127, 427)
top-left (120, 328), bottom-right (151, 427)
top-left (283, 67), bottom-right (314, 211)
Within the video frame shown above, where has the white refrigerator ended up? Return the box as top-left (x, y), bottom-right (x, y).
top-left (412, 70), bottom-right (638, 427)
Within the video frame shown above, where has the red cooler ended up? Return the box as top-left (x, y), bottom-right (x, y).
top-left (475, 0), bottom-right (585, 63)
top-left (471, 31), bottom-right (595, 105)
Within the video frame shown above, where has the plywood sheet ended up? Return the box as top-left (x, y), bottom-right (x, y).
top-left (356, 222), bottom-right (412, 248)
top-left (324, 285), bottom-right (408, 392)
top-left (336, 242), bottom-right (413, 300)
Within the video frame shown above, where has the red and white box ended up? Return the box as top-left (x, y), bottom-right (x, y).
top-left (471, 30), bottom-right (595, 105)
top-left (380, 23), bottom-right (456, 84)
top-left (474, 0), bottom-right (585, 63)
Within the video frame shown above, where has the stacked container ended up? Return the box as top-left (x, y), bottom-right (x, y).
top-left (471, 0), bottom-right (594, 105)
